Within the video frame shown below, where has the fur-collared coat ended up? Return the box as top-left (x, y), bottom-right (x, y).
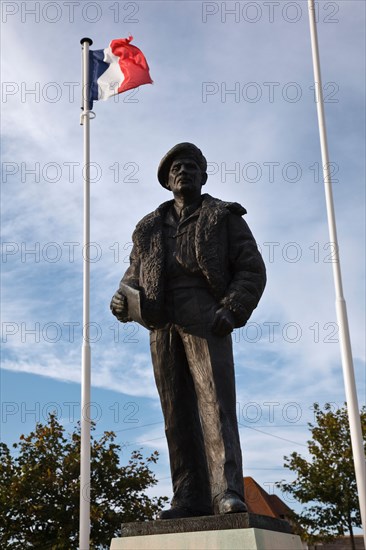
top-left (117, 194), bottom-right (266, 329)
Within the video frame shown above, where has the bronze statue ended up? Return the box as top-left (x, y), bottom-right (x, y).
top-left (110, 143), bottom-right (266, 519)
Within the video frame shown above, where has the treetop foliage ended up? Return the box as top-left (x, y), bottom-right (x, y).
top-left (276, 402), bottom-right (366, 547)
top-left (0, 413), bottom-right (168, 549)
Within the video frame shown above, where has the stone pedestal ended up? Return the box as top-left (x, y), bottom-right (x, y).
top-left (110, 513), bottom-right (303, 549)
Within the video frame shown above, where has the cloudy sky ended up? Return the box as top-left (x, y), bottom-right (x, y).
top-left (1, 0), bottom-right (365, 514)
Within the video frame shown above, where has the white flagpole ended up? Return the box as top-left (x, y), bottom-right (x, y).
top-left (307, 1), bottom-right (366, 544)
top-left (79, 36), bottom-right (93, 550)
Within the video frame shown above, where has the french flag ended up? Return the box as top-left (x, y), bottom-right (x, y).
top-left (88, 36), bottom-right (152, 108)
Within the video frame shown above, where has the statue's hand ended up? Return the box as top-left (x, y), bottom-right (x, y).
top-left (212, 307), bottom-right (235, 337)
top-left (110, 290), bottom-right (130, 322)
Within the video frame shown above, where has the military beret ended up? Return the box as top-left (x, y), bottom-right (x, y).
top-left (157, 143), bottom-right (207, 188)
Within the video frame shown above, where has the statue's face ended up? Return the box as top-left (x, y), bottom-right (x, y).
top-left (167, 157), bottom-right (206, 196)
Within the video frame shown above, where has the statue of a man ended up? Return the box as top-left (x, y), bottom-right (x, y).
top-left (110, 143), bottom-right (266, 519)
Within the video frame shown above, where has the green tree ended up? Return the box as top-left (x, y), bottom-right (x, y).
top-left (276, 403), bottom-right (366, 549)
top-left (0, 414), bottom-right (168, 549)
